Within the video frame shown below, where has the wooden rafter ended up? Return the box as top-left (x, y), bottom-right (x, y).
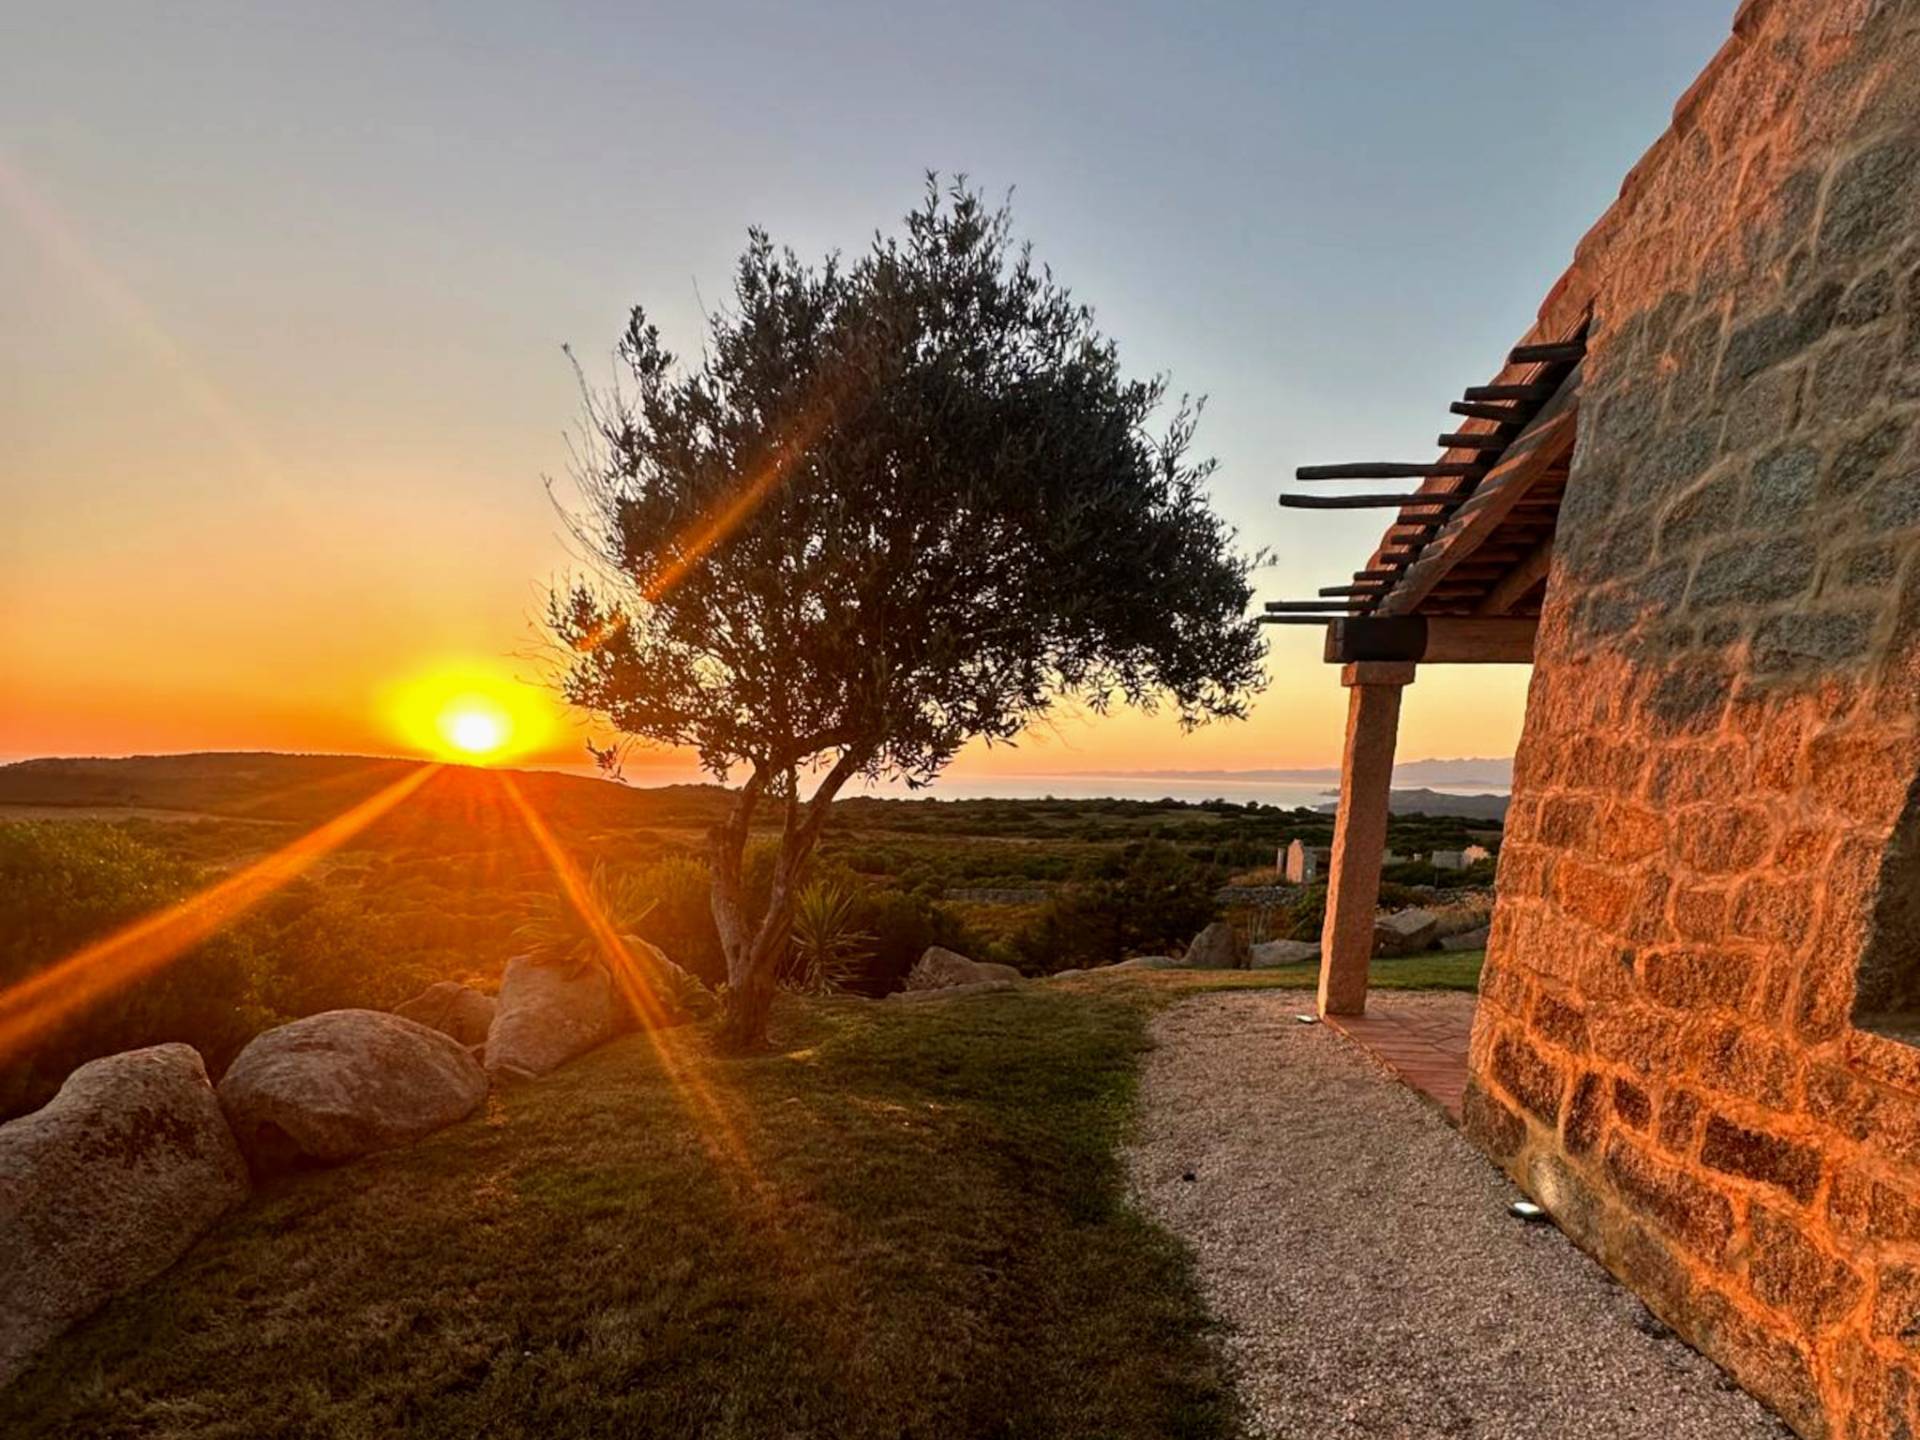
top-left (1477, 539), bottom-right (1556, 615)
top-left (1373, 364), bottom-right (1581, 618)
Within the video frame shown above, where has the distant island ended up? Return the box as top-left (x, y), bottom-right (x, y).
top-left (1058, 757), bottom-right (1515, 790)
top-left (1319, 787), bottom-right (1510, 822)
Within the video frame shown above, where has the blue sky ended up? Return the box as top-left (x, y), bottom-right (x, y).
top-left (1, 1), bottom-right (1737, 776)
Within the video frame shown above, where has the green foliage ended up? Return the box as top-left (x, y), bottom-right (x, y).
top-left (553, 178), bottom-right (1266, 789)
top-left (628, 855), bottom-right (725, 983)
top-left (0, 823), bottom-right (400, 1120)
top-left (511, 861), bottom-right (659, 971)
top-left (1012, 841), bottom-right (1217, 972)
top-left (789, 878), bottom-right (874, 995)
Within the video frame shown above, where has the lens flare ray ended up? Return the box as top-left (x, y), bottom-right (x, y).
top-left (496, 774), bottom-right (761, 1183)
top-left (0, 765), bottom-right (441, 1065)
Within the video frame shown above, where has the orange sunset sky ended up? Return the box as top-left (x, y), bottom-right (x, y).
top-left (1, 6), bottom-right (1733, 786)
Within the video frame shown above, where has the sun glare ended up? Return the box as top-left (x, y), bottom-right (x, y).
top-left (385, 665), bottom-right (555, 765)
top-left (440, 700), bottom-right (510, 759)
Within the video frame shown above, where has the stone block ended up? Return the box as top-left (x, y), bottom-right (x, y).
top-left (1716, 280), bottom-right (1841, 388)
top-left (1697, 1021), bottom-right (1798, 1110)
top-left (1810, 324), bottom-right (1896, 415)
top-left (1659, 1087), bottom-right (1706, 1154)
top-left (1818, 138), bottom-right (1920, 265)
top-left (1602, 1132), bottom-right (1735, 1259)
top-left (1491, 1031), bottom-right (1565, 1126)
top-left (1689, 535), bottom-right (1818, 608)
top-left (1462, 1078), bottom-right (1527, 1162)
top-left (1753, 610), bottom-right (1875, 674)
top-left (1873, 1263), bottom-right (1920, 1348)
top-left (1838, 267), bottom-right (1895, 326)
top-left (1643, 661), bottom-right (1739, 734)
top-left (1672, 885), bottom-right (1732, 942)
top-left (1730, 877), bottom-right (1815, 948)
top-left (1641, 947), bottom-right (1757, 1012)
top-left (1826, 416), bottom-right (1908, 499)
top-left (1563, 1071), bottom-right (1608, 1157)
top-left (1741, 443), bottom-right (1820, 529)
top-left (1700, 1114), bottom-right (1823, 1203)
top-left (1747, 1204), bottom-right (1864, 1336)
top-left (1671, 805), bottom-right (1773, 877)
top-left (1829, 1171), bottom-right (1920, 1247)
top-left (1532, 990), bottom-right (1591, 1054)
top-left (1555, 858), bottom-right (1639, 931)
top-left (1590, 1006), bottom-right (1683, 1077)
top-left (1612, 1076), bottom-right (1653, 1131)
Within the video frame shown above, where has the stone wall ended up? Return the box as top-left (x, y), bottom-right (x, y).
top-left (1463, 1), bottom-right (1920, 1435)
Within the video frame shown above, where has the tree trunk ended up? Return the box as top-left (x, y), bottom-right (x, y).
top-left (709, 745), bottom-right (869, 1051)
top-left (717, 925), bottom-right (785, 1051)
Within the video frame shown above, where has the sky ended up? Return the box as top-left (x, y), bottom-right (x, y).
top-left (1, 1), bottom-right (1738, 786)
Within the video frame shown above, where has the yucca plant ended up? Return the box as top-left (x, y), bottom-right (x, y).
top-left (511, 861), bottom-right (659, 974)
top-left (789, 878), bottom-right (873, 995)
top-left (512, 862), bottom-right (716, 1022)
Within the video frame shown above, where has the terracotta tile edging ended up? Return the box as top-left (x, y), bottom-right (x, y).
top-left (1322, 1008), bottom-right (1472, 1127)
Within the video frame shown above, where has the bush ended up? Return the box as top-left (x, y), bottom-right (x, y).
top-left (0, 823), bottom-right (262, 1120)
top-left (1010, 840), bottom-right (1216, 971)
top-left (631, 855), bottom-right (726, 984)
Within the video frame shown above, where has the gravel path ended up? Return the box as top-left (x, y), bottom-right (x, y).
top-left (1127, 990), bottom-right (1791, 1440)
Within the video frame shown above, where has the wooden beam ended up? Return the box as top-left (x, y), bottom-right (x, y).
top-left (1374, 364), bottom-right (1580, 618)
top-left (1436, 432), bottom-right (1509, 450)
top-left (1509, 340), bottom-right (1587, 365)
top-left (1280, 492), bottom-right (1465, 511)
top-left (1266, 600), bottom-right (1364, 612)
top-left (1450, 400), bottom-right (1529, 424)
top-left (1478, 539), bottom-right (1555, 615)
top-left (1323, 616), bottom-right (1538, 665)
top-left (1320, 584), bottom-right (1386, 597)
top-left (1294, 462), bottom-right (1485, 481)
top-left (1463, 382), bottom-right (1557, 403)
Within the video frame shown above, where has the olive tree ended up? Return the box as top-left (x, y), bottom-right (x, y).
top-left (551, 179), bottom-right (1265, 1047)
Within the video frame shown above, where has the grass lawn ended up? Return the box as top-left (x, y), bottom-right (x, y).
top-left (1072, 949), bottom-right (1484, 995)
top-left (3, 960), bottom-right (1480, 1438)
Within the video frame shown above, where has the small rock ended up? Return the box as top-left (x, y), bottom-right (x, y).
top-left (1250, 939), bottom-right (1321, 969)
top-left (1373, 908), bottom-right (1440, 957)
top-left (903, 946), bottom-right (1023, 991)
top-left (1108, 956), bottom-right (1175, 971)
top-left (1175, 921), bottom-right (1248, 970)
top-left (1439, 925), bottom-right (1491, 953)
top-left (484, 954), bottom-right (631, 1078)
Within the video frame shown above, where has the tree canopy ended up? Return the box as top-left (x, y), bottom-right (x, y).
top-left (550, 178), bottom-right (1266, 1043)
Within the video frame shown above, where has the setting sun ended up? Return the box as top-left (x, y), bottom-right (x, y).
top-left (383, 664), bottom-right (559, 765)
top-left (439, 699), bottom-right (510, 759)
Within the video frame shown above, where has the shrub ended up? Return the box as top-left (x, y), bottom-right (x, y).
top-left (789, 878), bottom-right (874, 994)
top-left (0, 823), bottom-right (261, 1120)
top-left (1011, 840), bottom-right (1216, 971)
top-left (631, 855), bottom-right (726, 983)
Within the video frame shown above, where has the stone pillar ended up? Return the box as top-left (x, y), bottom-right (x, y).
top-left (1318, 661), bottom-right (1415, 1016)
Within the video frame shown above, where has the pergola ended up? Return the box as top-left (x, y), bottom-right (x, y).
top-left (1266, 320), bottom-right (1588, 1017)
